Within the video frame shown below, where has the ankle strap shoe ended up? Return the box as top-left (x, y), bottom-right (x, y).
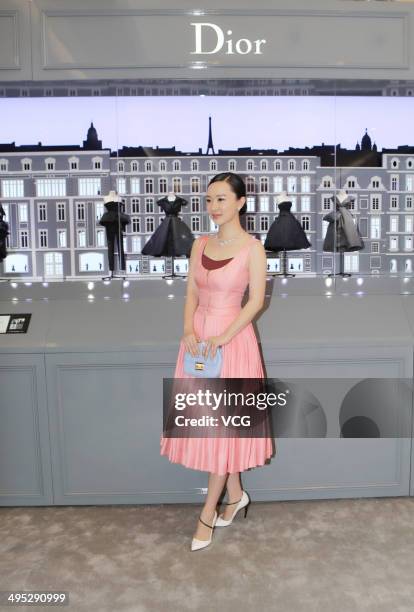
top-left (191, 510), bottom-right (218, 551)
top-left (215, 490), bottom-right (250, 527)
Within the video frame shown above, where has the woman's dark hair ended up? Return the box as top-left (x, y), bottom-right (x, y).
top-left (207, 172), bottom-right (247, 215)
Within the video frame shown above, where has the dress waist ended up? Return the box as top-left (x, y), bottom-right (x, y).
top-left (196, 303), bottom-right (241, 315)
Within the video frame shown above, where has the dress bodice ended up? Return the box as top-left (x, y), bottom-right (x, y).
top-left (194, 234), bottom-right (256, 312)
top-left (278, 201), bottom-right (293, 214)
top-left (157, 196), bottom-right (188, 216)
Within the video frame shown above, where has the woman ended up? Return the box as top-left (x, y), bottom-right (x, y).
top-left (160, 172), bottom-right (274, 551)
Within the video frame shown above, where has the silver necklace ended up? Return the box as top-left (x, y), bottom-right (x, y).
top-left (214, 231), bottom-right (244, 246)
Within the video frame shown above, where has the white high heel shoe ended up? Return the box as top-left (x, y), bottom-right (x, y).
top-left (190, 510), bottom-right (217, 551)
top-left (215, 490), bottom-right (250, 527)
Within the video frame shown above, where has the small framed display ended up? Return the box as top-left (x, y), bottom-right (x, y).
top-left (0, 313), bottom-right (32, 334)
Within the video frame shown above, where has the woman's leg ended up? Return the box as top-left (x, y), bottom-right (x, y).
top-left (193, 471), bottom-right (227, 541)
top-left (220, 472), bottom-right (244, 521)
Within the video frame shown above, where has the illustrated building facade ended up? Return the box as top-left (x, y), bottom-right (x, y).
top-left (1, 122), bottom-right (414, 279)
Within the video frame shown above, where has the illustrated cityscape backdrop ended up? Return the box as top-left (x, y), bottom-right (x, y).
top-left (1, 117), bottom-right (414, 279)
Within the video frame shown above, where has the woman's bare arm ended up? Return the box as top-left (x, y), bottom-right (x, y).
top-left (183, 237), bottom-right (202, 335)
top-left (219, 239), bottom-right (267, 344)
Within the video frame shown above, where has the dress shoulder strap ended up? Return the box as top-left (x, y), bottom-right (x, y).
top-left (197, 234), bottom-right (209, 258)
top-left (247, 234), bottom-right (258, 250)
top-left (243, 234), bottom-right (258, 266)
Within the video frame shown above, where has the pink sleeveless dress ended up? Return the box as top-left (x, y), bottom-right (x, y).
top-left (160, 233), bottom-right (274, 475)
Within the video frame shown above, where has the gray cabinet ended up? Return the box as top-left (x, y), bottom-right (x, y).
top-left (0, 288), bottom-right (413, 506)
top-left (0, 353), bottom-right (53, 505)
top-left (44, 350), bottom-right (205, 505)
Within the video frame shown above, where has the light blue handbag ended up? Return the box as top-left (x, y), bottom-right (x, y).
top-left (183, 341), bottom-right (223, 377)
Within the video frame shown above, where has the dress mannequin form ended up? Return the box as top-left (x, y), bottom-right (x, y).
top-left (0, 203), bottom-right (9, 269)
top-left (335, 189), bottom-right (350, 206)
top-left (275, 191), bottom-right (289, 207)
top-left (323, 190), bottom-right (364, 278)
top-left (103, 190), bottom-right (122, 204)
top-left (141, 192), bottom-right (194, 279)
top-left (264, 191), bottom-right (311, 277)
top-left (99, 191), bottom-right (130, 278)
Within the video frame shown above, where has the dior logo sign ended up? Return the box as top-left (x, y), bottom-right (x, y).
top-left (190, 22), bottom-right (267, 55)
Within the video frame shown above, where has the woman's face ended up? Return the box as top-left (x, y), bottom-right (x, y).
top-left (205, 180), bottom-right (245, 226)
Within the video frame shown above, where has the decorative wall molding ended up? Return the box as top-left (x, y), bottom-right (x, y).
top-left (24, 1), bottom-right (414, 81)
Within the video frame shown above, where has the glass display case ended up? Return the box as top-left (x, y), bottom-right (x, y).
top-left (0, 76), bottom-right (413, 299)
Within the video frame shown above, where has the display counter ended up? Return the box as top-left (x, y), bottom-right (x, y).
top-left (0, 277), bottom-right (413, 506)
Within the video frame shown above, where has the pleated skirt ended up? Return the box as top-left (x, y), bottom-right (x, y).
top-left (160, 306), bottom-right (274, 475)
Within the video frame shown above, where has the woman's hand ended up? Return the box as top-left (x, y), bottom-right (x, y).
top-left (182, 331), bottom-right (201, 357)
top-left (202, 334), bottom-right (229, 359)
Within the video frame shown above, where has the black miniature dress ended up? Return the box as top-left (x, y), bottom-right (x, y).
top-left (99, 201), bottom-right (130, 271)
top-left (0, 204), bottom-right (9, 262)
top-left (141, 196), bottom-right (194, 257)
top-left (264, 201), bottom-right (311, 251)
